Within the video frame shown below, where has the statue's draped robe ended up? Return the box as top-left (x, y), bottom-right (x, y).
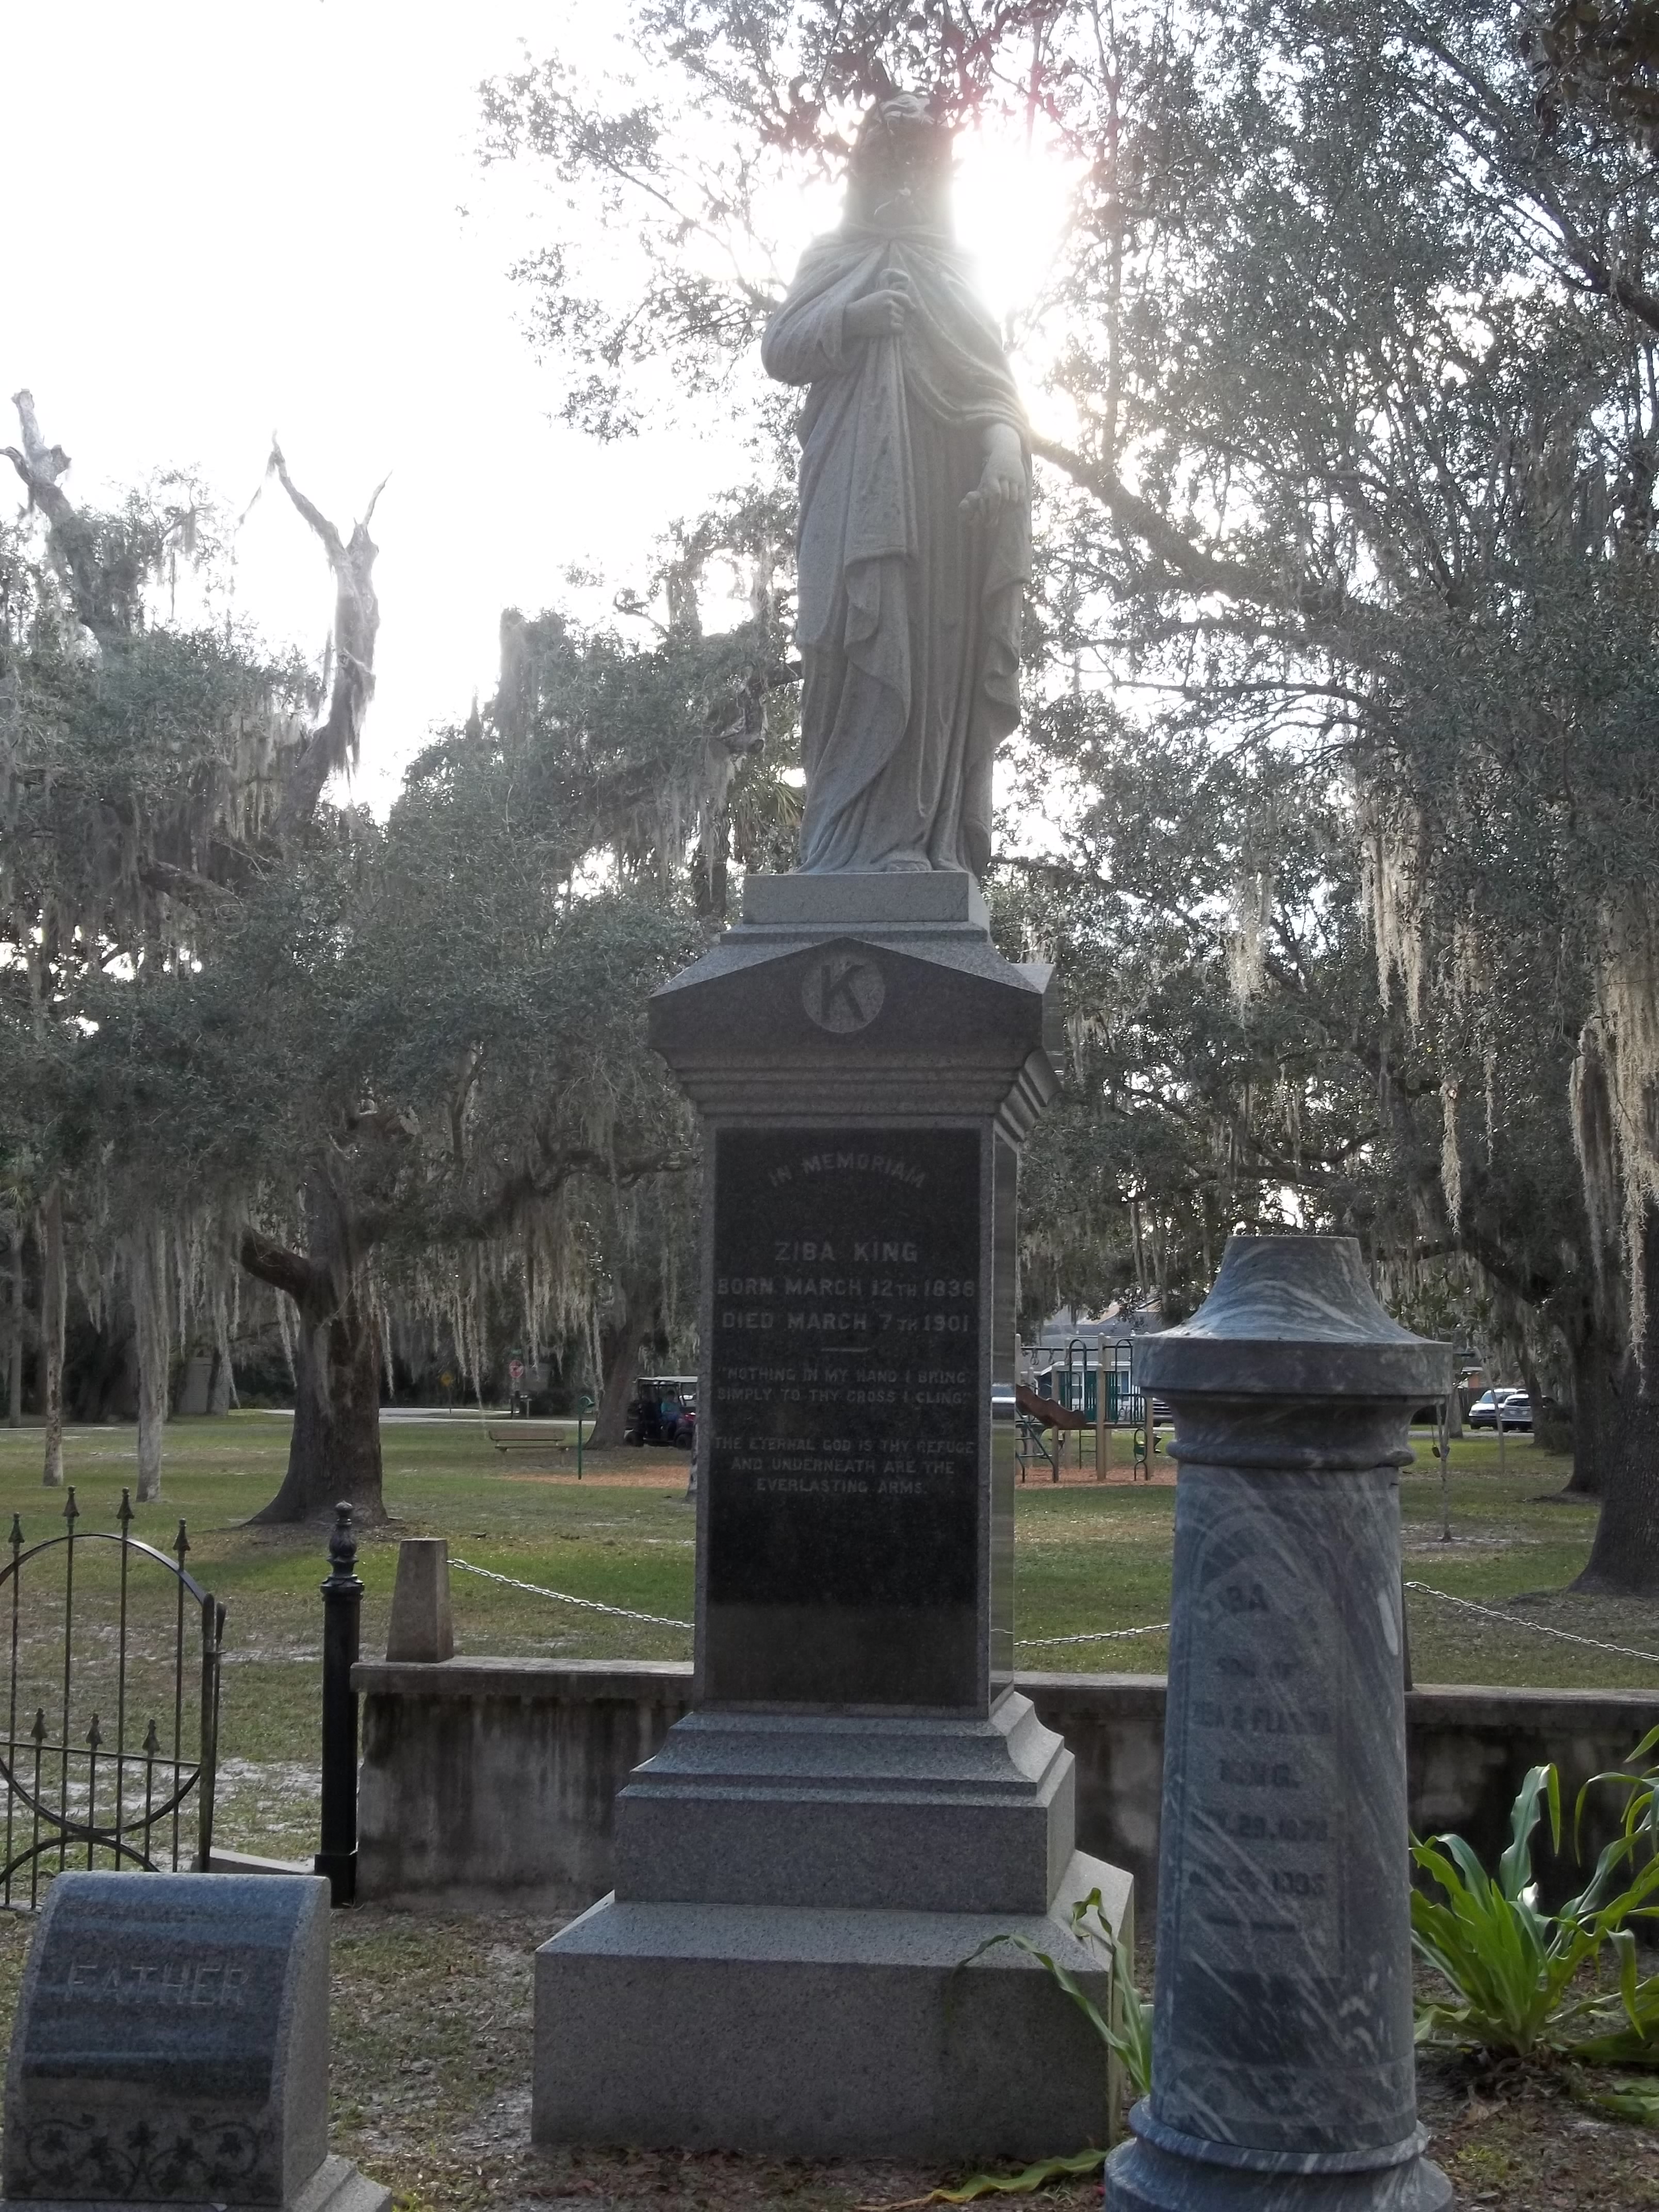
top-left (762, 226), bottom-right (1031, 876)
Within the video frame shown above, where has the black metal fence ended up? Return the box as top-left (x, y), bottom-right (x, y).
top-left (0, 1488), bottom-right (223, 1907)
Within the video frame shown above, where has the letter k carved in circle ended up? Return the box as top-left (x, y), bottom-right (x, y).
top-left (802, 953), bottom-right (886, 1034)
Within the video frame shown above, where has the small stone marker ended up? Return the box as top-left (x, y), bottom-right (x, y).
top-left (2, 1873), bottom-right (389, 2211)
top-left (384, 1539), bottom-right (454, 1665)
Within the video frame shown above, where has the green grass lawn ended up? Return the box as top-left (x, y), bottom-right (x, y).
top-left (0, 1411), bottom-right (1646, 1861)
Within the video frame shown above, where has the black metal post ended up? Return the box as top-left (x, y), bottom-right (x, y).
top-left (316, 1501), bottom-right (362, 1905)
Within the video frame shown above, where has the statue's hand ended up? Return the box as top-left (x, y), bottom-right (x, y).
top-left (845, 268), bottom-right (915, 340)
top-left (961, 447), bottom-right (1027, 527)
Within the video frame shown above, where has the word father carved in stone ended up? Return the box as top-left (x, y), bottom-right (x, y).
top-left (63, 1957), bottom-right (251, 2008)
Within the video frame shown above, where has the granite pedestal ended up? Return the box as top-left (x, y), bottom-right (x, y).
top-left (1103, 1237), bottom-right (1452, 2212)
top-left (534, 872), bottom-right (1132, 2159)
top-left (1, 1872), bottom-right (388, 2211)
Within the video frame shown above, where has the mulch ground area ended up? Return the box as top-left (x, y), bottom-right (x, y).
top-left (328, 1911), bottom-right (1659, 2211)
top-left (1, 1904), bottom-right (1656, 2207)
top-left (325, 1914), bottom-right (1659, 2211)
top-left (1418, 2055), bottom-right (1659, 2208)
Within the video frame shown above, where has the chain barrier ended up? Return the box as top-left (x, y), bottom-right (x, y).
top-left (450, 1559), bottom-right (693, 1633)
top-left (1017, 1621), bottom-right (1171, 1649)
top-left (450, 1563), bottom-right (1659, 1670)
top-left (1403, 1581), bottom-right (1659, 1669)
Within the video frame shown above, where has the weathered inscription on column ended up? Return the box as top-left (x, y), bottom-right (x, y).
top-left (1170, 1488), bottom-right (1346, 1976)
top-left (705, 1127), bottom-right (982, 1707)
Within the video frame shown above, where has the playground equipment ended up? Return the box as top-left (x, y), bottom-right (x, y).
top-left (1018, 1336), bottom-right (1159, 1481)
top-left (1013, 1380), bottom-right (1083, 1482)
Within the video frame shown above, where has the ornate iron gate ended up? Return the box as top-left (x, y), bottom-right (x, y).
top-left (0, 1487), bottom-right (223, 1906)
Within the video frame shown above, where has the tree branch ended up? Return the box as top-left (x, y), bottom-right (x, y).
top-left (1030, 432), bottom-right (1284, 605)
top-left (5, 392), bottom-right (102, 634)
top-left (268, 438), bottom-right (385, 836)
top-left (238, 1228), bottom-right (316, 1306)
top-left (451, 1144), bottom-right (696, 1244)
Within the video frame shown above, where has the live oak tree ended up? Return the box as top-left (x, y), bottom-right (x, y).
top-left (489, 0), bottom-right (1659, 1588)
top-left (1, 392), bottom-right (318, 1495)
top-left (79, 553), bottom-right (795, 1517)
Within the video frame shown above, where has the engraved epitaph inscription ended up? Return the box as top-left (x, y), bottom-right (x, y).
top-left (706, 1127), bottom-right (982, 1706)
top-left (1149, 1463), bottom-right (1429, 2159)
top-left (1173, 1493), bottom-right (1345, 1973)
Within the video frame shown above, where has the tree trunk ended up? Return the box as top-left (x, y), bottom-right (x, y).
top-left (133, 1224), bottom-right (169, 1503)
top-left (39, 1188), bottom-right (64, 1488)
top-left (5, 1227), bottom-right (21, 1428)
top-left (1561, 1329), bottom-right (1605, 1498)
top-left (240, 1202), bottom-right (384, 1525)
top-left (589, 1302), bottom-right (651, 1449)
top-left (207, 1351), bottom-right (233, 1416)
top-left (249, 1281), bottom-right (384, 1524)
top-left (1574, 1227), bottom-right (1659, 1592)
top-left (207, 1284), bottom-right (234, 1414)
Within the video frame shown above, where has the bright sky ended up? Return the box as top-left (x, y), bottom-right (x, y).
top-left (2, 3), bottom-right (1074, 814)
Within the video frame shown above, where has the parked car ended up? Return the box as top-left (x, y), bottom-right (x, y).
top-left (1468, 1389), bottom-right (1532, 1431)
top-left (991, 1384), bottom-right (1018, 1423)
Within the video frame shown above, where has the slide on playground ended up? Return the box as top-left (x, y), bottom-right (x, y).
top-left (1015, 1382), bottom-right (1091, 1432)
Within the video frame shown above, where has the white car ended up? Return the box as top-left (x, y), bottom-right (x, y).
top-left (1468, 1389), bottom-right (1532, 1431)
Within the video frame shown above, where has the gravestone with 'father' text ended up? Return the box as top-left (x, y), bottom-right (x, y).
top-left (536, 871), bottom-right (1134, 2160)
top-left (2, 1873), bottom-right (388, 2211)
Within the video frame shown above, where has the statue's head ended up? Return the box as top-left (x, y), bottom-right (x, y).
top-left (845, 92), bottom-right (953, 233)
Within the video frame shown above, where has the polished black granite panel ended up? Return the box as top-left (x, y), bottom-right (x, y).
top-left (989, 1133), bottom-right (1017, 1694)
top-left (705, 1126), bottom-right (983, 1707)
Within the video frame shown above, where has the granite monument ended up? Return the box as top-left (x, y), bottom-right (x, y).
top-left (1, 1872), bottom-right (388, 2212)
top-left (533, 97), bottom-right (1131, 2155)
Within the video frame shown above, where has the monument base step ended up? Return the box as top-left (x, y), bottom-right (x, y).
top-left (0, 2153), bottom-right (393, 2212)
top-left (534, 1849), bottom-right (1130, 2160)
top-left (1104, 2133), bottom-right (1453, 2210)
top-left (740, 870), bottom-right (988, 930)
top-left (613, 1691), bottom-right (1075, 1913)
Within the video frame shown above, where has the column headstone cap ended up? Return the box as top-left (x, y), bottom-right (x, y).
top-left (1137, 1234), bottom-right (1454, 1401)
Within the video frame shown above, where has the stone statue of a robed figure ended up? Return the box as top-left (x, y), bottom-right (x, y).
top-left (762, 93), bottom-right (1031, 880)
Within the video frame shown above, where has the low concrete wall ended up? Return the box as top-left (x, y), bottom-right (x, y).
top-left (354, 1658), bottom-right (1658, 1911)
top-left (356, 1660), bottom-right (692, 1908)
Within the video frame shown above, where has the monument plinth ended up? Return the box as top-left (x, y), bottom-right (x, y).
top-left (533, 874), bottom-right (1132, 2158)
top-left (1103, 1235), bottom-right (1452, 2212)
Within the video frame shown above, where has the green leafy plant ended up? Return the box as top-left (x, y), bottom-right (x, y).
top-left (1411, 1758), bottom-right (1659, 2063)
top-left (879, 1891), bottom-right (1152, 2207)
top-left (863, 2149), bottom-right (1112, 2209)
top-left (966, 1888), bottom-right (1152, 2107)
top-left (1581, 1724), bottom-right (1659, 1863)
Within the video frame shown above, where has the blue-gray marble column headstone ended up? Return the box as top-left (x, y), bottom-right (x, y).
top-left (1104, 1234), bottom-right (1453, 2212)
